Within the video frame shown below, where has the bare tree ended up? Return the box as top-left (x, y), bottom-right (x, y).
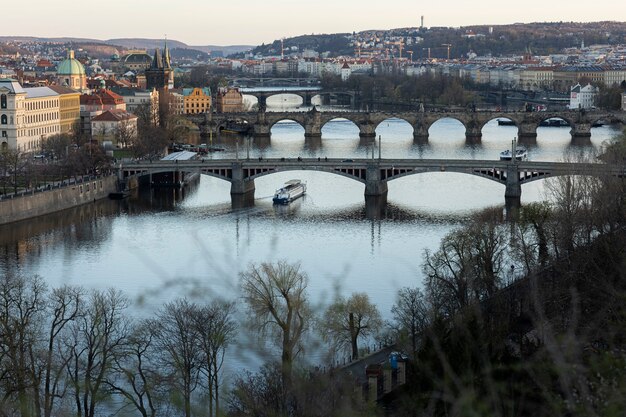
top-left (37, 286), bottom-right (83, 417)
top-left (114, 119), bottom-right (137, 149)
top-left (67, 288), bottom-right (130, 417)
top-left (240, 261), bottom-right (310, 387)
top-left (319, 292), bottom-right (382, 360)
top-left (391, 287), bottom-right (429, 356)
top-left (0, 274), bottom-right (47, 417)
top-left (107, 320), bottom-right (162, 417)
top-left (423, 210), bottom-right (507, 318)
top-left (193, 301), bottom-right (237, 417)
top-left (153, 299), bottom-right (202, 417)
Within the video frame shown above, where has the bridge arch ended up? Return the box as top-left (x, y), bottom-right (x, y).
top-left (320, 117), bottom-right (360, 137)
top-left (268, 118), bottom-right (306, 131)
top-left (246, 166), bottom-right (367, 184)
top-left (265, 93), bottom-right (305, 109)
top-left (427, 116), bottom-right (467, 142)
top-left (375, 116), bottom-right (415, 140)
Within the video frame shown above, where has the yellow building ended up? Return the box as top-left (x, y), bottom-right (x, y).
top-left (182, 87), bottom-right (212, 114)
top-left (49, 86), bottom-right (80, 134)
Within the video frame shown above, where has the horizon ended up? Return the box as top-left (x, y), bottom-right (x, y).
top-left (2, 0), bottom-right (625, 46)
top-left (3, 19), bottom-right (626, 48)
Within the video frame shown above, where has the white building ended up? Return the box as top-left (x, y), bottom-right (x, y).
top-left (0, 79), bottom-right (61, 152)
top-left (569, 83), bottom-right (599, 109)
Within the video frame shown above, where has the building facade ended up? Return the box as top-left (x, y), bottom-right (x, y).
top-left (569, 83), bottom-right (599, 109)
top-left (0, 80), bottom-right (61, 152)
top-left (215, 87), bottom-right (243, 113)
top-left (91, 109), bottom-right (138, 145)
top-left (49, 86), bottom-right (81, 134)
top-left (182, 87), bottom-right (211, 114)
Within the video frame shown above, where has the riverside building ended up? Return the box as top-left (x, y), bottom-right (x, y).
top-left (0, 79), bottom-right (60, 152)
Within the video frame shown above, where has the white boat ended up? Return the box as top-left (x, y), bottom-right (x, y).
top-left (273, 179), bottom-right (306, 205)
top-left (499, 146), bottom-right (528, 161)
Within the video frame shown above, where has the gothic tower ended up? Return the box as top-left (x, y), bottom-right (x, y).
top-left (145, 44), bottom-right (172, 126)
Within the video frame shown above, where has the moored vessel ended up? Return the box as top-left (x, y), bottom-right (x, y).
top-left (272, 180), bottom-right (306, 205)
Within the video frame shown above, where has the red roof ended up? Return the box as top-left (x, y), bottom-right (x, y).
top-left (81, 88), bottom-right (125, 106)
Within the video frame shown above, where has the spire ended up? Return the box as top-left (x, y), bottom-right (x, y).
top-left (163, 37), bottom-right (171, 69)
top-left (151, 48), bottom-right (163, 69)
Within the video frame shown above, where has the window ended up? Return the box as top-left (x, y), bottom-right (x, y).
top-left (0, 115), bottom-right (6, 124)
top-left (0, 94), bottom-right (6, 109)
top-left (1, 131), bottom-right (6, 138)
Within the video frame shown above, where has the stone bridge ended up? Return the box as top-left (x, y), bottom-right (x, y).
top-left (239, 89), bottom-right (358, 109)
top-left (189, 108), bottom-right (626, 145)
top-left (119, 158), bottom-right (625, 214)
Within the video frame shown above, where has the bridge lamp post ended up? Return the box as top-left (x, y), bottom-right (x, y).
top-left (378, 135), bottom-right (382, 160)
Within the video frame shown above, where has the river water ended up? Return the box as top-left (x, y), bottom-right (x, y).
top-left (0, 111), bottom-right (621, 368)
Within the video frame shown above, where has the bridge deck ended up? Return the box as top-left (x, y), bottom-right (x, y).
top-left (121, 158), bottom-right (624, 175)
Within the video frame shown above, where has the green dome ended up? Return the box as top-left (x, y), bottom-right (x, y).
top-left (57, 50), bottom-right (86, 76)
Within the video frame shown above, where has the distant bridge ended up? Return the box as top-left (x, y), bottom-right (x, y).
top-left (189, 108), bottom-right (626, 145)
top-left (119, 158), bottom-right (625, 213)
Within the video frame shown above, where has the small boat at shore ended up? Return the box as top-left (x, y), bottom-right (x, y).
top-left (273, 179), bottom-right (306, 205)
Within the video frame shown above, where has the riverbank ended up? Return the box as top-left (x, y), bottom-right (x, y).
top-left (0, 175), bottom-right (118, 225)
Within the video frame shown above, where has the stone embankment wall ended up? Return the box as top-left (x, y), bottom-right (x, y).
top-left (0, 176), bottom-right (118, 225)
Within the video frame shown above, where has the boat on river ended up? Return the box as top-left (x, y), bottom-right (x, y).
top-left (273, 180), bottom-right (306, 205)
top-left (500, 146), bottom-right (528, 161)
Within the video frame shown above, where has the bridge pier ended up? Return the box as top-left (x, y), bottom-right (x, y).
top-left (253, 123), bottom-right (271, 140)
top-left (304, 107), bottom-right (322, 138)
top-left (365, 164), bottom-right (388, 197)
top-left (230, 162), bottom-right (256, 197)
top-left (232, 192), bottom-right (255, 209)
top-left (517, 123), bottom-right (537, 144)
top-left (365, 195), bottom-right (388, 220)
top-left (359, 123), bottom-right (377, 141)
top-left (465, 127), bottom-right (482, 144)
top-left (412, 124), bottom-right (429, 144)
top-left (571, 123), bottom-right (592, 145)
top-left (304, 135), bottom-right (322, 150)
top-left (505, 164), bottom-right (521, 217)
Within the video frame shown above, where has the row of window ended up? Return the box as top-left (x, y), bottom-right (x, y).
top-left (26, 99), bottom-right (59, 111)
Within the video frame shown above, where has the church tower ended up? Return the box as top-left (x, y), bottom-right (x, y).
top-left (145, 43), bottom-right (173, 126)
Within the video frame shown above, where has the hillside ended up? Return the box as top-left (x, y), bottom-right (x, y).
top-left (251, 21), bottom-right (626, 58)
top-left (0, 36), bottom-right (252, 57)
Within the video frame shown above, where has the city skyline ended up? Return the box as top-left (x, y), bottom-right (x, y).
top-left (2, 0), bottom-right (624, 46)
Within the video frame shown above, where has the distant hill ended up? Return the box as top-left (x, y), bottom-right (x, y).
top-left (251, 21), bottom-right (626, 59)
top-left (0, 36), bottom-right (252, 57)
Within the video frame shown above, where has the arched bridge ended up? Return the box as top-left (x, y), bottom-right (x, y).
top-left (120, 158), bottom-right (625, 209)
top-left (189, 108), bottom-right (626, 145)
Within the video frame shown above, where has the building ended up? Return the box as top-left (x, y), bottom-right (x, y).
top-left (113, 50), bottom-right (153, 73)
top-left (56, 50), bottom-right (87, 91)
top-left (80, 84), bottom-right (127, 135)
top-left (622, 92), bottom-right (626, 111)
top-left (109, 87), bottom-right (159, 125)
top-left (341, 62), bottom-right (351, 81)
top-left (48, 85), bottom-right (81, 134)
top-left (215, 87), bottom-right (243, 113)
top-left (145, 44), bottom-right (173, 124)
top-left (182, 87), bottom-right (211, 114)
top-left (569, 83), bottom-right (599, 109)
top-left (168, 91), bottom-right (185, 115)
top-left (0, 79), bottom-right (60, 152)
top-left (90, 109), bottom-right (138, 145)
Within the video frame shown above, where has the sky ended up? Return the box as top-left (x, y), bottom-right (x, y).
top-left (3, 1), bottom-right (625, 46)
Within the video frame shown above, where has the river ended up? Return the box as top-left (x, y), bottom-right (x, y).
top-left (0, 110), bottom-right (621, 368)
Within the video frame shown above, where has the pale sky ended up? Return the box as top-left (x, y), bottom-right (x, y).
top-left (3, 1), bottom-right (625, 46)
